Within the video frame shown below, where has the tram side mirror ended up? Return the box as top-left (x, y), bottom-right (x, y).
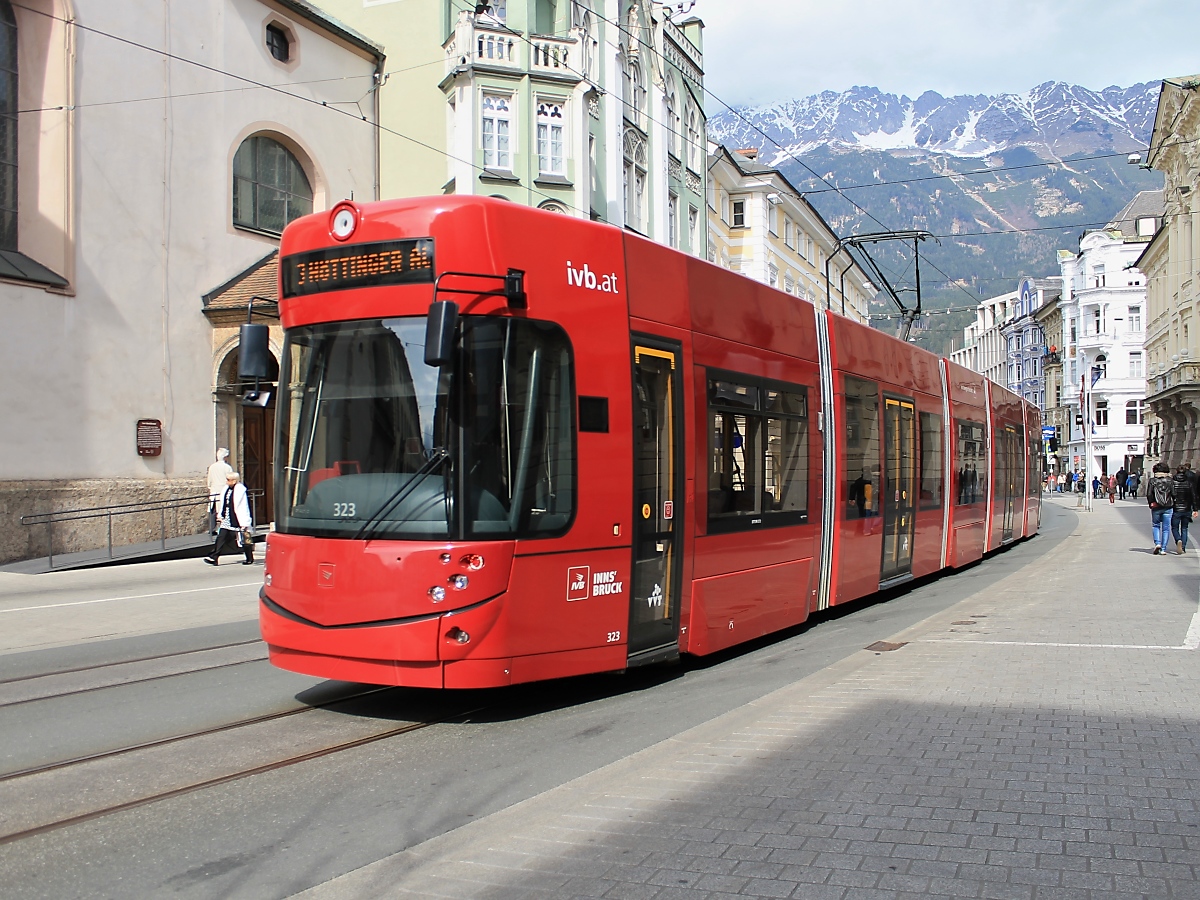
top-left (238, 323), bottom-right (271, 379)
top-left (424, 300), bottom-right (459, 367)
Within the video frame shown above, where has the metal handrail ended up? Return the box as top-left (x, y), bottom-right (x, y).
top-left (21, 490), bottom-right (265, 569)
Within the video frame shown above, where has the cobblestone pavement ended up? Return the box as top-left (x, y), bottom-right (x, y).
top-left (298, 497), bottom-right (1200, 900)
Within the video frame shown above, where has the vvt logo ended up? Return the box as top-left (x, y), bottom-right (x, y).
top-left (566, 260), bottom-right (619, 293)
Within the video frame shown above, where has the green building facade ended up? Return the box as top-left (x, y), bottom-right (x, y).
top-left (317, 0), bottom-right (705, 256)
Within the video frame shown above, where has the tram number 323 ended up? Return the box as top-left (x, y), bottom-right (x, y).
top-left (606, 631), bottom-right (621, 643)
top-left (333, 502), bottom-right (357, 517)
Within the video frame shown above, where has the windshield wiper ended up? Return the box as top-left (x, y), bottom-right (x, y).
top-left (351, 448), bottom-right (450, 541)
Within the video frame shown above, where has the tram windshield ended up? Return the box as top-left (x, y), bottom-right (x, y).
top-left (276, 316), bottom-right (575, 540)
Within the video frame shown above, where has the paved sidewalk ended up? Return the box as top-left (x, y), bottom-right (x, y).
top-left (298, 495), bottom-right (1200, 900)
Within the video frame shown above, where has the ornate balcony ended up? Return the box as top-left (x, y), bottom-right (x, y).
top-left (445, 13), bottom-right (520, 75)
top-left (443, 12), bottom-right (585, 83)
top-left (530, 35), bottom-right (578, 76)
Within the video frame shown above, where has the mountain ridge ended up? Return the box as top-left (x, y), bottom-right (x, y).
top-left (707, 81), bottom-right (1165, 353)
top-left (709, 80), bottom-right (1159, 165)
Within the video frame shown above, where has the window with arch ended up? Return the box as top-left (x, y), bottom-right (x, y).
top-left (1094, 354), bottom-right (1107, 379)
top-left (481, 93), bottom-right (512, 170)
top-left (0, 0), bottom-right (15, 251)
top-left (536, 99), bottom-right (564, 175)
top-left (622, 55), bottom-right (644, 128)
top-left (622, 127), bottom-right (647, 233)
top-left (1126, 399), bottom-right (1143, 425)
top-left (232, 135), bottom-right (313, 235)
top-left (665, 88), bottom-right (679, 157)
top-left (686, 103), bottom-right (700, 171)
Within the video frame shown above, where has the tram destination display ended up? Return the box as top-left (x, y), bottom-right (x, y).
top-left (281, 238), bottom-right (435, 298)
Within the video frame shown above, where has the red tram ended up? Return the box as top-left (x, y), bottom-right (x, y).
top-left (259, 196), bottom-right (1040, 688)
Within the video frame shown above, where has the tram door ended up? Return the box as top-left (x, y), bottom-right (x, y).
top-left (881, 397), bottom-right (916, 582)
top-left (998, 425), bottom-right (1022, 542)
top-left (628, 341), bottom-right (684, 662)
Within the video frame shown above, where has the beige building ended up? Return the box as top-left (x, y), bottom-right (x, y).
top-left (319, 0), bottom-right (707, 255)
top-left (0, 0), bottom-right (381, 563)
top-left (706, 145), bottom-right (872, 322)
top-left (1033, 292), bottom-right (1066, 475)
top-left (1140, 76), bottom-right (1200, 468)
top-left (949, 290), bottom-right (1017, 386)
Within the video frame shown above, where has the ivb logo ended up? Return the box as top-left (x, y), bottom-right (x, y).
top-left (566, 566), bottom-right (590, 602)
top-left (566, 261), bottom-right (619, 293)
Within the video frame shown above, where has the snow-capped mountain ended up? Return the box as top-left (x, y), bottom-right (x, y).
top-left (708, 82), bottom-right (1159, 164)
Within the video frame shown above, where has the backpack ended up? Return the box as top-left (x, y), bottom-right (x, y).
top-left (1150, 477), bottom-right (1174, 509)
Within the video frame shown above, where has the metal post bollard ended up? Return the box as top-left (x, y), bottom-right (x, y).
top-left (160, 506), bottom-right (166, 550)
top-left (107, 512), bottom-right (113, 559)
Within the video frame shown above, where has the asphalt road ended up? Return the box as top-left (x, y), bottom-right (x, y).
top-left (0, 501), bottom-right (1073, 899)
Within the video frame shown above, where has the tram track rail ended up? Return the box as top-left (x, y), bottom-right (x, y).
top-left (0, 654), bottom-right (269, 710)
top-left (0, 684), bottom-right (394, 783)
top-left (0, 638), bottom-right (263, 687)
top-left (0, 689), bottom-right (490, 847)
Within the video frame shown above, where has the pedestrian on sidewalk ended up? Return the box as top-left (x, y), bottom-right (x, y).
top-left (1092, 475), bottom-right (1102, 499)
top-left (1171, 467), bottom-right (1195, 554)
top-left (205, 472), bottom-right (254, 566)
top-left (1115, 467), bottom-right (1128, 500)
top-left (206, 448), bottom-right (232, 534)
top-left (1057, 472), bottom-right (1065, 493)
top-left (1148, 462), bottom-right (1176, 555)
top-left (1129, 471), bottom-right (1141, 498)
top-left (1107, 474), bottom-right (1117, 504)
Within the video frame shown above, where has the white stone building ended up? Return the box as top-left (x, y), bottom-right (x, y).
top-left (1058, 192), bottom-right (1162, 481)
top-left (0, 0), bottom-right (382, 563)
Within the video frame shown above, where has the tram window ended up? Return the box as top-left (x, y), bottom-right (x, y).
top-left (844, 377), bottom-right (880, 519)
top-left (954, 418), bottom-right (987, 507)
top-left (919, 411), bottom-right (943, 510)
top-left (707, 373), bottom-right (808, 532)
top-left (275, 317), bottom-right (575, 541)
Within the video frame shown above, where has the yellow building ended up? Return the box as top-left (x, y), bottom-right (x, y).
top-left (706, 146), bottom-right (871, 322)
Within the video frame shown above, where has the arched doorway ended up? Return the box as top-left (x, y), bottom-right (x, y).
top-left (215, 347), bottom-right (279, 525)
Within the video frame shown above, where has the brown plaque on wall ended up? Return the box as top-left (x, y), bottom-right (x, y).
top-left (137, 419), bottom-right (163, 457)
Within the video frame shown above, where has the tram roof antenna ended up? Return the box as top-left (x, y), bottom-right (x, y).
top-left (823, 230), bottom-right (938, 342)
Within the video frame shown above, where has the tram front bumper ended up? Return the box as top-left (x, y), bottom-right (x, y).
top-left (259, 589), bottom-right (512, 688)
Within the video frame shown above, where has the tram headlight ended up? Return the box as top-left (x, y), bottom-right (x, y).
top-left (449, 574), bottom-right (469, 590)
top-left (461, 554), bottom-right (485, 571)
top-left (330, 204), bottom-right (358, 240)
top-left (450, 628), bottom-right (471, 644)
top-left (428, 585), bottom-right (446, 602)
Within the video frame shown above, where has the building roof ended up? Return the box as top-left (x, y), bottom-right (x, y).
top-left (202, 251), bottom-right (280, 321)
top-left (1106, 190), bottom-right (1165, 237)
top-left (274, 0), bottom-right (385, 61)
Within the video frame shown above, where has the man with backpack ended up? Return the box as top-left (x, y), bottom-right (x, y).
top-left (1148, 462), bottom-right (1176, 555)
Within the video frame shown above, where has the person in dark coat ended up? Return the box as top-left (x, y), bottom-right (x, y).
top-left (1171, 467), bottom-right (1195, 555)
top-left (1115, 467), bottom-right (1128, 500)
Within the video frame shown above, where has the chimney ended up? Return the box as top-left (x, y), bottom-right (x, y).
top-left (735, 147), bottom-right (759, 160)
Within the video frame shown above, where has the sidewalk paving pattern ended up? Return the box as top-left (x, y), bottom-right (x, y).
top-left (298, 496), bottom-right (1200, 899)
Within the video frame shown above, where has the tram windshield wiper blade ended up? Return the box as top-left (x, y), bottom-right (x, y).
top-left (352, 448), bottom-right (450, 541)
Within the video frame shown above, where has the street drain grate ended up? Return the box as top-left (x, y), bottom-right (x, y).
top-left (951, 620), bottom-right (977, 626)
top-left (865, 641), bottom-right (907, 652)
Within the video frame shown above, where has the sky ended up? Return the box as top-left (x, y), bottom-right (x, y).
top-left (698, 0), bottom-right (1200, 106)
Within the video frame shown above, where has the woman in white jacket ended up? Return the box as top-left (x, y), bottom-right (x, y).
top-left (204, 472), bottom-right (254, 565)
